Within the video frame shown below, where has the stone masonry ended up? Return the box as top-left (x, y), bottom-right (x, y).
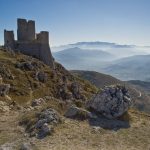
top-left (4, 18), bottom-right (54, 68)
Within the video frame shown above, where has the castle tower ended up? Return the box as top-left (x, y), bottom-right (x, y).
top-left (27, 20), bottom-right (35, 41)
top-left (37, 31), bottom-right (55, 68)
top-left (17, 18), bottom-right (27, 41)
top-left (17, 18), bottom-right (35, 41)
top-left (4, 30), bottom-right (15, 49)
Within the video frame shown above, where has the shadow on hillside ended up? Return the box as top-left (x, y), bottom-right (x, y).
top-left (88, 115), bottom-right (130, 131)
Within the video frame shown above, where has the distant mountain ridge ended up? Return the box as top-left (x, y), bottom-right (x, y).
top-left (52, 41), bottom-right (136, 52)
top-left (102, 55), bottom-right (150, 81)
top-left (53, 47), bottom-right (115, 70)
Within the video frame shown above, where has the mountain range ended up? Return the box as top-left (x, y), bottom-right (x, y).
top-left (52, 42), bottom-right (150, 81)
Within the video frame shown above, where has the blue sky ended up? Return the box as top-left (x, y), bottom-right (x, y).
top-left (0, 0), bottom-right (150, 46)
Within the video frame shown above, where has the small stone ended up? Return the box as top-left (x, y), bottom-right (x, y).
top-left (0, 84), bottom-right (10, 96)
top-left (20, 143), bottom-right (32, 150)
top-left (65, 105), bottom-right (96, 120)
top-left (35, 71), bottom-right (47, 83)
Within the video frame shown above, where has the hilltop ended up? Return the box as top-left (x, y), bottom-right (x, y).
top-left (0, 48), bottom-right (150, 150)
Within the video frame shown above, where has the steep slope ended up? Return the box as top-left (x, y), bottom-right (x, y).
top-left (0, 48), bottom-right (97, 105)
top-left (1, 48), bottom-right (150, 150)
top-left (71, 70), bottom-right (150, 113)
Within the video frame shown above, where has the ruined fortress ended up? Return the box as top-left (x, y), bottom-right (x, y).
top-left (4, 18), bottom-right (54, 68)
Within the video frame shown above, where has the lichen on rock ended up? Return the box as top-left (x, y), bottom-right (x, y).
top-left (87, 85), bottom-right (132, 119)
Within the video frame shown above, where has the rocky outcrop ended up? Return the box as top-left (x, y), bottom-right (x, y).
top-left (24, 108), bottom-right (61, 139)
top-left (87, 85), bottom-right (132, 119)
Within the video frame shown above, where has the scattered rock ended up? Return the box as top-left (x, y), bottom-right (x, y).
top-left (65, 105), bottom-right (96, 120)
top-left (58, 84), bottom-right (73, 100)
top-left (31, 98), bottom-right (45, 107)
top-left (0, 75), bottom-right (2, 84)
top-left (37, 108), bottom-right (60, 124)
top-left (20, 143), bottom-right (32, 150)
top-left (0, 65), bottom-right (14, 80)
top-left (0, 143), bottom-right (13, 150)
top-left (37, 123), bottom-right (53, 139)
top-left (71, 82), bottom-right (81, 99)
top-left (35, 71), bottom-right (47, 83)
top-left (16, 62), bottom-right (34, 71)
top-left (23, 108), bottom-right (60, 139)
top-left (0, 84), bottom-right (10, 96)
top-left (87, 85), bottom-right (132, 119)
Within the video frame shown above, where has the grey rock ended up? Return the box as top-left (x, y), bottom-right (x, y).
top-left (65, 105), bottom-right (96, 120)
top-left (37, 123), bottom-right (52, 139)
top-left (16, 62), bottom-right (34, 71)
top-left (71, 82), bottom-right (81, 99)
top-left (0, 84), bottom-right (10, 96)
top-left (28, 108), bottom-right (60, 139)
top-left (31, 98), bottom-right (45, 107)
top-left (36, 71), bottom-right (47, 83)
top-left (87, 85), bottom-right (132, 119)
top-left (39, 108), bottom-right (60, 124)
top-left (20, 143), bottom-right (32, 150)
top-left (35, 119), bottom-right (47, 129)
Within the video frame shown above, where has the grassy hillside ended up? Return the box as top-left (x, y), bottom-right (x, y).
top-left (1, 48), bottom-right (150, 150)
top-left (0, 48), bottom-right (97, 105)
top-left (71, 70), bottom-right (121, 88)
top-left (128, 80), bottom-right (150, 93)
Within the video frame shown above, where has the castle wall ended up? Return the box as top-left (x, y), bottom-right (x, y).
top-left (4, 30), bottom-right (15, 49)
top-left (15, 42), bottom-right (40, 59)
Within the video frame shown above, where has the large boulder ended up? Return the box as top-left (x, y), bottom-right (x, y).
top-left (87, 85), bottom-right (132, 119)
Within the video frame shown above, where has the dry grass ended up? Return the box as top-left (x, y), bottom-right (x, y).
top-left (0, 49), bottom-right (97, 105)
top-left (1, 49), bottom-right (150, 150)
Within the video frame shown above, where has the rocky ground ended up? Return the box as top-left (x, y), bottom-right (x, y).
top-left (0, 48), bottom-right (150, 150)
top-left (0, 108), bottom-right (150, 150)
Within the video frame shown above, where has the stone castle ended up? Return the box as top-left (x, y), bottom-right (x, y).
top-left (4, 18), bottom-right (54, 68)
